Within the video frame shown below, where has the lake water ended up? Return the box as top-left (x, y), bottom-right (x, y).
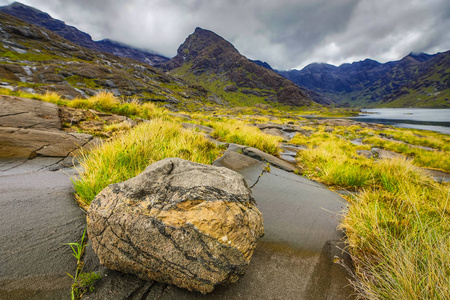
top-left (350, 108), bottom-right (450, 135)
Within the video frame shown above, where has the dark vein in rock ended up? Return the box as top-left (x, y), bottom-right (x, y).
top-left (0, 111), bottom-right (28, 118)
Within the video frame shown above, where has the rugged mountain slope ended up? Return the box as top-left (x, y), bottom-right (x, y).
top-left (377, 51), bottom-right (450, 107)
top-left (0, 2), bottom-right (168, 66)
top-left (278, 59), bottom-right (393, 106)
top-left (278, 52), bottom-right (450, 108)
top-left (0, 12), bottom-right (211, 110)
top-left (162, 27), bottom-right (322, 107)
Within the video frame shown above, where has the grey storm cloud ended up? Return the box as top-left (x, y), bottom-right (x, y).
top-left (1, 0), bottom-right (449, 70)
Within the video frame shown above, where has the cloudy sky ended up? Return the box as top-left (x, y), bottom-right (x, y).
top-left (1, 0), bottom-right (449, 70)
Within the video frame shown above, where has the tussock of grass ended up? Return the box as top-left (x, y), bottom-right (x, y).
top-left (40, 91), bottom-right (62, 103)
top-left (67, 92), bottom-right (168, 120)
top-left (294, 125), bottom-right (450, 299)
top-left (379, 128), bottom-right (450, 151)
top-left (292, 132), bottom-right (372, 189)
top-left (1, 89), bottom-right (170, 121)
top-left (208, 119), bottom-right (281, 155)
top-left (341, 162), bottom-right (450, 299)
top-left (73, 118), bottom-right (221, 205)
top-left (364, 136), bottom-right (450, 172)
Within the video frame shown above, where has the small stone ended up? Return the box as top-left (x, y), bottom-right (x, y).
top-left (356, 150), bottom-right (374, 159)
top-left (371, 148), bottom-right (404, 159)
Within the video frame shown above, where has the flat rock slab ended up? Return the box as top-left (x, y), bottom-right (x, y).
top-left (85, 151), bottom-right (354, 299)
top-left (422, 168), bottom-right (450, 183)
top-left (0, 127), bottom-right (93, 158)
top-left (0, 95), bottom-right (61, 131)
top-left (0, 159), bottom-right (85, 300)
top-left (242, 146), bottom-right (300, 173)
top-left (371, 148), bottom-right (404, 159)
top-left (0, 96), bottom-right (94, 158)
top-left (261, 127), bottom-right (292, 140)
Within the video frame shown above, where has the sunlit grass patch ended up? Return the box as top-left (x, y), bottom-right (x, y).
top-left (73, 118), bottom-right (222, 206)
top-left (207, 119), bottom-right (282, 156)
top-left (295, 125), bottom-right (450, 299)
top-left (294, 135), bottom-right (373, 189)
top-left (364, 136), bottom-right (450, 172)
top-left (40, 90), bottom-right (62, 103)
top-left (379, 128), bottom-right (450, 151)
top-left (341, 171), bottom-right (450, 300)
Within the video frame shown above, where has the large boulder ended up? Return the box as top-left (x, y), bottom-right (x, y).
top-left (87, 158), bottom-right (264, 294)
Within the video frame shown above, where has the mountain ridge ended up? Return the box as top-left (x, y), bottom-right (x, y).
top-left (0, 2), bottom-right (169, 66)
top-left (162, 27), bottom-right (329, 107)
top-left (0, 12), bottom-right (216, 111)
top-left (278, 51), bottom-right (449, 108)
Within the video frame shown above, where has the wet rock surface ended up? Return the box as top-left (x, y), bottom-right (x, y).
top-left (242, 146), bottom-right (300, 173)
top-left (0, 95), bottom-right (105, 299)
top-left (88, 158), bottom-right (264, 294)
top-left (0, 160), bottom-right (85, 300)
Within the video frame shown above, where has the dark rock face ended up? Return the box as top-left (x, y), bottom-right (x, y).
top-left (0, 2), bottom-right (169, 65)
top-left (88, 158), bottom-right (264, 294)
top-left (249, 59), bottom-right (274, 70)
top-left (162, 27), bottom-right (314, 107)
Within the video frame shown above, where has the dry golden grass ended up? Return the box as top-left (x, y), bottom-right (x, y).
top-left (73, 118), bottom-right (222, 205)
top-left (207, 119), bottom-right (282, 155)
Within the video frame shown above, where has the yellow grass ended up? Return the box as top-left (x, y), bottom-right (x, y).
top-left (73, 118), bottom-right (222, 205)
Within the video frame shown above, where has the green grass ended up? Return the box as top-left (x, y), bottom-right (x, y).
top-left (292, 124), bottom-right (450, 299)
top-left (0, 89), bottom-right (170, 121)
top-left (66, 75), bottom-right (100, 89)
top-left (207, 119), bottom-right (282, 156)
top-left (363, 136), bottom-right (450, 171)
top-left (377, 128), bottom-right (450, 151)
top-left (1, 50), bottom-right (56, 62)
top-left (292, 133), bottom-right (372, 189)
top-left (73, 118), bottom-right (222, 205)
top-left (340, 161), bottom-right (450, 299)
top-left (64, 228), bottom-right (101, 300)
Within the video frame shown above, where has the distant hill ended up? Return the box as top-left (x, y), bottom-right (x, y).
top-left (0, 12), bottom-right (213, 110)
top-left (278, 51), bottom-right (450, 108)
top-left (377, 52), bottom-right (450, 107)
top-left (0, 2), bottom-right (169, 66)
top-left (162, 27), bottom-right (330, 107)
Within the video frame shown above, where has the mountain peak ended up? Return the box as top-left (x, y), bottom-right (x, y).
top-left (1, 1), bottom-right (54, 24)
top-left (162, 27), bottom-right (239, 71)
top-left (162, 28), bottom-right (313, 106)
top-left (405, 52), bottom-right (435, 63)
top-left (6, 1), bottom-right (41, 12)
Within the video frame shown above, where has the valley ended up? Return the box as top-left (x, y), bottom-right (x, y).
top-left (0, 2), bottom-right (449, 300)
